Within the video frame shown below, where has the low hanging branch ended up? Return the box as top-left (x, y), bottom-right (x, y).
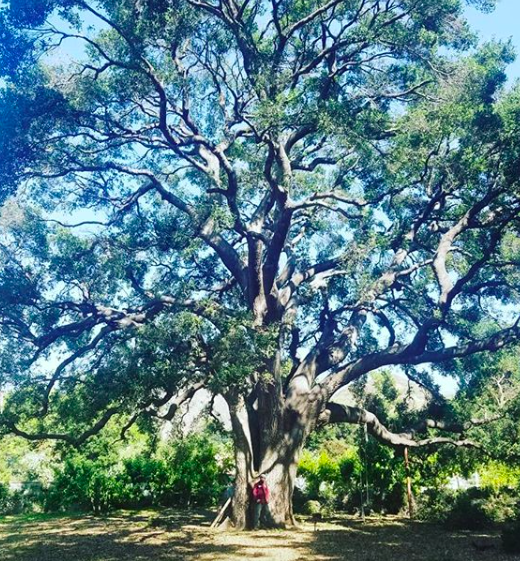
top-left (6, 407), bottom-right (121, 448)
top-left (318, 403), bottom-right (482, 449)
top-left (3, 382), bottom-right (207, 448)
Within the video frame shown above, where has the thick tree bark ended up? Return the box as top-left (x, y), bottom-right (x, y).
top-left (227, 390), bottom-right (307, 529)
top-left (230, 439), bottom-right (300, 529)
top-left (228, 394), bottom-right (256, 529)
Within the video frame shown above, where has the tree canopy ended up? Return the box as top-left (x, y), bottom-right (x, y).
top-left (0, 0), bottom-right (520, 527)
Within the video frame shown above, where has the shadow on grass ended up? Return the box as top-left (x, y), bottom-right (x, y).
top-left (309, 516), bottom-right (504, 561)
top-left (0, 510), bottom-right (233, 561)
top-left (0, 511), bottom-right (509, 561)
top-left (0, 509), bottom-right (312, 561)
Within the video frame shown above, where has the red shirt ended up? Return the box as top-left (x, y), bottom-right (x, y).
top-left (252, 481), bottom-right (270, 504)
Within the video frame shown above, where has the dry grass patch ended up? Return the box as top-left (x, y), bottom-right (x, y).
top-left (0, 510), bottom-right (517, 561)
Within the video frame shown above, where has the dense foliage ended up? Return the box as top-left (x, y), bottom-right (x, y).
top-left (0, 424), bottom-right (233, 515)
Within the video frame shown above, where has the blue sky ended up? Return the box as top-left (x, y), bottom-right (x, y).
top-left (466, 0), bottom-right (520, 83)
top-left (53, 1), bottom-right (520, 82)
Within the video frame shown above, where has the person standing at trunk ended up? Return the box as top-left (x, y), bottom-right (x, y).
top-left (252, 474), bottom-right (270, 529)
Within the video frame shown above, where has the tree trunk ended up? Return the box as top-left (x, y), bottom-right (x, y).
top-left (230, 444), bottom-right (300, 529)
top-left (261, 455), bottom-right (299, 527)
top-left (227, 392), bottom-right (308, 529)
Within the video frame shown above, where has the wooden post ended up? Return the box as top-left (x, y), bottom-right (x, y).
top-left (210, 497), bottom-right (232, 528)
top-left (404, 446), bottom-right (413, 519)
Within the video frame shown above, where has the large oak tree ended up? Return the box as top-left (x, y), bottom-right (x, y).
top-left (1, 0), bottom-right (520, 527)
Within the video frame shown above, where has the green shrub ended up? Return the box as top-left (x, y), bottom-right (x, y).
top-left (46, 456), bottom-right (101, 512)
top-left (39, 432), bottom-right (231, 513)
top-left (444, 489), bottom-right (491, 530)
top-left (417, 485), bottom-right (520, 528)
top-left (0, 482), bottom-right (45, 515)
top-left (161, 434), bottom-right (227, 507)
top-left (416, 488), bottom-right (456, 522)
top-left (384, 481), bottom-right (406, 515)
top-left (298, 447), bottom-right (363, 512)
top-left (3, 489), bottom-right (36, 514)
top-left (120, 456), bottom-right (169, 508)
top-left (303, 500), bottom-right (322, 515)
top-left (479, 462), bottom-right (520, 493)
top-left (481, 489), bottom-right (518, 523)
top-left (88, 469), bottom-right (126, 514)
top-left (45, 456), bottom-right (135, 513)
top-left (298, 450), bottom-right (340, 501)
top-left (0, 482), bottom-right (10, 514)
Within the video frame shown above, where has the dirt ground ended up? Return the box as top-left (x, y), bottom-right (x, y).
top-left (0, 509), bottom-right (518, 561)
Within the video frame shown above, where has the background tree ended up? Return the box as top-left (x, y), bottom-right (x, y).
top-left (1, 0), bottom-right (520, 528)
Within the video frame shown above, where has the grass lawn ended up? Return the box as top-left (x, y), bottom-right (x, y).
top-left (0, 509), bottom-right (517, 561)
